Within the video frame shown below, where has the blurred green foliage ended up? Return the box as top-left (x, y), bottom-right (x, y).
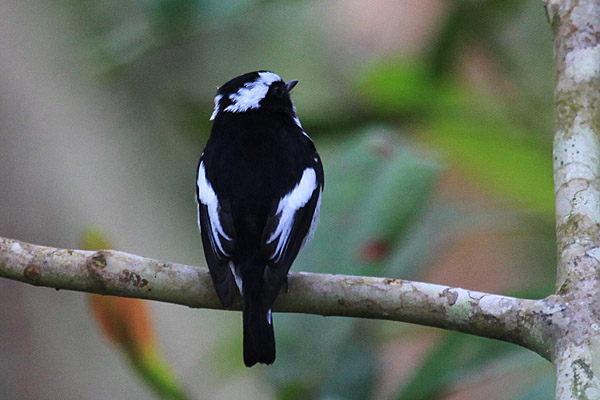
top-left (395, 331), bottom-right (547, 400)
top-left (358, 59), bottom-right (554, 219)
top-left (56, 0), bottom-right (558, 398)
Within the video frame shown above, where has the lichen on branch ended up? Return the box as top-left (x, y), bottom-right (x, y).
top-left (0, 236), bottom-right (555, 359)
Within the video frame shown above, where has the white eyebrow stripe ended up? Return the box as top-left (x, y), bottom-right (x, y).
top-left (210, 94), bottom-right (223, 121)
top-left (224, 71), bottom-right (282, 114)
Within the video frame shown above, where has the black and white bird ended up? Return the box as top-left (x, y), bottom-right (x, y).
top-left (196, 71), bottom-right (324, 367)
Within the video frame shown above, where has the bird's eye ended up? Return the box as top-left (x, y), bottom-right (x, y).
top-left (271, 83), bottom-right (286, 98)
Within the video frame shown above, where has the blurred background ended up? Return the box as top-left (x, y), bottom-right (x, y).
top-left (0, 0), bottom-right (557, 399)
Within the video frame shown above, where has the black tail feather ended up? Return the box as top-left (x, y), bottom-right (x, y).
top-left (242, 294), bottom-right (275, 367)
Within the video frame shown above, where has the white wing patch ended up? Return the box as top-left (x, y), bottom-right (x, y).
top-left (224, 71), bottom-right (282, 113)
top-left (197, 162), bottom-right (232, 255)
top-left (229, 261), bottom-right (243, 294)
top-left (301, 189), bottom-right (322, 250)
top-left (266, 167), bottom-right (318, 262)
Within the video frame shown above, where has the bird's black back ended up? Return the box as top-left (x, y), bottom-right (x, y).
top-left (197, 71), bottom-right (324, 366)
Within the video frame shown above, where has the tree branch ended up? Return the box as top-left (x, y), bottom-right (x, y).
top-left (545, 0), bottom-right (600, 398)
top-left (0, 235), bottom-right (554, 358)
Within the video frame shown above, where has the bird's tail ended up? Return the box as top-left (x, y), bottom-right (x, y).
top-left (242, 293), bottom-right (276, 367)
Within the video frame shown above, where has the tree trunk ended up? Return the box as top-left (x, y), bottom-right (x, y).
top-left (546, 0), bottom-right (600, 398)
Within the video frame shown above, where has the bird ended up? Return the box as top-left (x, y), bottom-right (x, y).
top-left (196, 71), bottom-right (324, 366)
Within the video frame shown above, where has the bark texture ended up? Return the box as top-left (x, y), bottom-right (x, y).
top-left (0, 236), bottom-right (551, 357)
top-left (546, 0), bottom-right (600, 398)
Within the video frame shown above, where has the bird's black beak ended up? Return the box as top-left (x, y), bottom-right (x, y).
top-left (286, 80), bottom-right (298, 92)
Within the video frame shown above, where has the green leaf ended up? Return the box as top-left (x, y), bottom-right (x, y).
top-left (423, 115), bottom-right (554, 218)
top-left (298, 127), bottom-right (440, 276)
top-left (318, 330), bottom-right (377, 400)
top-left (132, 348), bottom-right (192, 400)
top-left (356, 53), bottom-right (554, 221)
top-left (511, 373), bottom-right (554, 400)
top-left (356, 60), bottom-right (473, 118)
top-left (395, 332), bottom-right (540, 400)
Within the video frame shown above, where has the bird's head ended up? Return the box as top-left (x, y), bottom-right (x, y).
top-left (210, 71), bottom-right (299, 121)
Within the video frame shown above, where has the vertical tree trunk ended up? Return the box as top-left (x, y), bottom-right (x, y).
top-left (546, 0), bottom-right (600, 398)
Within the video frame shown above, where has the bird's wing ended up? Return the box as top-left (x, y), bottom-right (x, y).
top-left (261, 159), bottom-right (324, 307)
top-left (197, 160), bottom-right (237, 308)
